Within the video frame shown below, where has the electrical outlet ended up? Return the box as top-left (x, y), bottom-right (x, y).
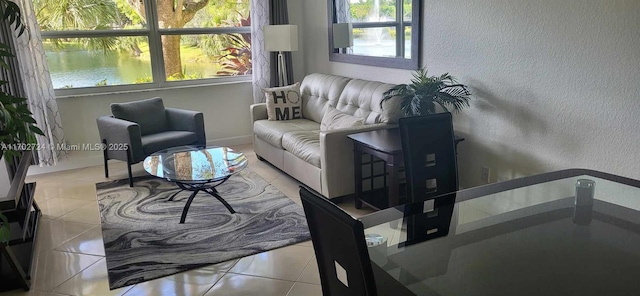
top-left (481, 166), bottom-right (490, 183)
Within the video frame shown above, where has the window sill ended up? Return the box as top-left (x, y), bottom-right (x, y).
top-left (55, 78), bottom-right (252, 99)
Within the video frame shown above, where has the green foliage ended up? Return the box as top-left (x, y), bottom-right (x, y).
top-left (135, 76), bottom-right (153, 84)
top-left (34, 0), bottom-right (121, 31)
top-left (1, 0), bottom-right (25, 36)
top-left (350, 3), bottom-right (372, 21)
top-left (34, 0), bottom-right (251, 85)
top-left (167, 66), bottom-right (203, 81)
top-left (350, 0), bottom-right (397, 21)
top-left (381, 68), bottom-right (471, 117)
top-left (115, 0), bottom-right (144, 26)
top-left (95, 79), bottom-right (109, 86)
top-left (34, 0), bottom-right (122, 52)
top-left (216, 15), bottom-right (251, 76)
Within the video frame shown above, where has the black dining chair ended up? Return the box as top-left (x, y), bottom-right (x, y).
top-left (399, 113), bottom-right (459, 247)
top-left (299, 186), bottom-right (378, 296)
top-left (399, 112), bottom-right (459, 203)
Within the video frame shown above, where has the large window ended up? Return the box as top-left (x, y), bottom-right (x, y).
top-left (349, 0), bottom-right (412, 58)
top-left (35, 0), bottom-right (251, 94)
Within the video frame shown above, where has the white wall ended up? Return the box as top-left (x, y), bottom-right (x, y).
top-left (300, 0), bottom-right (640, 188)
top-left (56, 82), bottom-right (253, 165)
top-left (288, 0), bottom-right (307, 81)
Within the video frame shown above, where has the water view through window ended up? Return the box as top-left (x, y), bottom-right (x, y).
top-left (36, 0), bottom-right (251, 90)
top-left (346, 0), bottom-right (412, 59)
top-left (47, 50), bottom-right (152, 89)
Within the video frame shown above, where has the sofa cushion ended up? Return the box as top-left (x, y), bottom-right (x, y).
top-left (111, 97), bottom-right (168, 136)
top-left (141, 131), bottom-right (198, 155)
top-left (282, 131), bottom-right (321, 168)
top-left (300, 74), bottom-right (352, 124)
top-left (264, 82), bottom-right (303, 121)
top-left (253, 119), bottom-right (320, 149)
top-left (320, 106), bottom-right (365, 131)
top-left (333, 79), bottom-right (403, 124)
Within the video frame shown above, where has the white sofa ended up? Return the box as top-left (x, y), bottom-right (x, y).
top-left (250, 73), bottom-right (402, 199)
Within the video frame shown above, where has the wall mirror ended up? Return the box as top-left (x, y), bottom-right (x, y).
top-left (327, 0), bottom-right (421, 69)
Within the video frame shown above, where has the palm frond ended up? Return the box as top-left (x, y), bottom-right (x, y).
top-left (380, 67), bottom-right (472, 116)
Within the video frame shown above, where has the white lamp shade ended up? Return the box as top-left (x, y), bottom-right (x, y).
top-left (333, 23), bottom-right (353, 48)
top-left (264, 25), bottom-right (299, 52)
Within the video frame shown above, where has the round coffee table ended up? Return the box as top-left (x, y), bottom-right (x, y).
top-left (143, 146), bottom-right (248, 223)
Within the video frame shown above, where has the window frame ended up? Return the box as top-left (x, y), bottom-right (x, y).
top-left (328, 0), bottom-right (421, 70)
top-left (350, 2), bottom-right (411, 58)
top-left (40, 0), bottom-right (252, 97)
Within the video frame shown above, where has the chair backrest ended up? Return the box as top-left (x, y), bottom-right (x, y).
top-left (399, 113), bottom-right (458, 203)
top-left (111, 97), bottom-right (168, 135)
top-left (299, 186), bottom-right (378, 296)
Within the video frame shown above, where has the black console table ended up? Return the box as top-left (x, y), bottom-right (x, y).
top-left (348, 128), bottom-right (464, 210)
top-left (0, 152), bottom-right (40, 292)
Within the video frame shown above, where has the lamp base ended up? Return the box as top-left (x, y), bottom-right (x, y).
top-left (277, 51), bottom-right (288, 87)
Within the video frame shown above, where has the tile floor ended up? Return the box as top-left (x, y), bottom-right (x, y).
top-left (0, 144), bottom-right (373, 296)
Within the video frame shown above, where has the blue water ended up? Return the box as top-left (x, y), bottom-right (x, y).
top-left (46, 50), bottom-right (152, 88)
top-left (352, 39), bottom-right (412, 58)
top-left (45, 50), bottom-right (220, 89)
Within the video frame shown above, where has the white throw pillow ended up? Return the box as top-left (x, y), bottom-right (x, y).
top-left (264, 82), bottom-right (302, 121)
top-left (320, 106), bottom-right (365, 131)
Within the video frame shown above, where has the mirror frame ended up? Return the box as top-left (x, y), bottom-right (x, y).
top-left (327, 0), bottom-right (421, 69)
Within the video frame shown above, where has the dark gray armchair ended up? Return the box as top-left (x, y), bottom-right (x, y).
top-left (97, 97), bottom-right (205, 187)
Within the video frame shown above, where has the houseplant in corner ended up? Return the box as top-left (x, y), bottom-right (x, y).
top-left (0, 0), bottom-right (44, 244)
top-left (380, 68), bottom-right (472, 116)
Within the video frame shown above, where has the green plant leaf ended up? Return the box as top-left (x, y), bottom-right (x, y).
top-left (379, 67), bottom-right (471, 116)
top-left (29, 125), bottom-right (44, 135)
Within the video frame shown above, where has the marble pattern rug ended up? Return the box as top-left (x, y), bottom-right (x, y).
top-left (96, 170), bottom-right (311, 289)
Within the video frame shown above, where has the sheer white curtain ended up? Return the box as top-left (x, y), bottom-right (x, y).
top-left (335, 0), bottom-right (351, 23)
top-left (14, 0), bottom-right (66, 166)
top-left (251, 0), bottom-right (270, 103)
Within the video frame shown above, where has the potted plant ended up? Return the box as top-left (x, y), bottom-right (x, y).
top-left (380, 68), bottom-right (472, 116)
top-left (0, 0), bottom-right (43, 244)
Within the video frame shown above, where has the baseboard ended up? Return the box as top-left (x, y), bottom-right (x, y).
top-left (206, 135), bottom-right (253, 148)
top-left (27, 135), bottom-right (253, 177)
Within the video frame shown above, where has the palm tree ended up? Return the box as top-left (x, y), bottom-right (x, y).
top-left (380, 68), bottom-right (471, 116)
top-left (34, 0), bottom-right (120, 30)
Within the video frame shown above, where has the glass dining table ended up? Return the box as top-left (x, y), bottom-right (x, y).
top-left (359, 169), bottom-right (640, 296)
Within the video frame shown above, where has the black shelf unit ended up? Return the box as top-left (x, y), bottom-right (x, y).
top-left (0, 152), bottom-right (40, 292)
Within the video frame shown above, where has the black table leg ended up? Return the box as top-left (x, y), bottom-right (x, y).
top-left (354, 143), bottom-right (363, 209)
top-left (203, 188), bottom-right (236, 214)
top-left (180, 190), bottom-right (200, 224)
top-left (168, 189), bottom-right (184, 201)
top-left (175, 176), bottom-right (236, 223)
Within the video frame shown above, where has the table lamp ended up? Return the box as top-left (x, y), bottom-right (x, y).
top-left (264, 25), bottom-right (299, 86)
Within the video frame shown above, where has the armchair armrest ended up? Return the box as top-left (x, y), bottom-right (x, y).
top-left (250, 103), bottom-right (268, 122)
top-left (166, 108), bottom-right (205, 146)
top-left (320, 123), bottom-right (397, 198)
top-left (96, 116), bottom-right (144, 163)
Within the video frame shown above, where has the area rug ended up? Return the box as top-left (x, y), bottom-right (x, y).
top-left (96, 170), bottom-right (311, 289)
